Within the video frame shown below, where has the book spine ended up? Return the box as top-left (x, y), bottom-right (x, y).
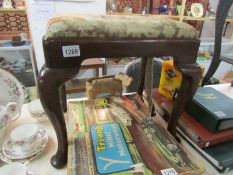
top-left (177, 129), bottom-right (228, 174)
top-left (185, 101), bottom-right (219, 132)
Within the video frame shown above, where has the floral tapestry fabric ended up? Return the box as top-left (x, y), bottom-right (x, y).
top-left (46, 14), bottom-right (198, 39)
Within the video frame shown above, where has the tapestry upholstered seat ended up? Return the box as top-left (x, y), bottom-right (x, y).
top-left (38, 14), bottom-right (201, 169)
top-left (46, 14), bottom-right (197, 39)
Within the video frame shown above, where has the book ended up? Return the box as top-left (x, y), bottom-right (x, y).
top-left (152, 88), bottom-right (233, 148)
top-left (185, 87), bottom-right (233, 132)
top-left (178, 128), bottom-right (233, 173)
top-left (152, 89), bottom-right (233, 173)
top-left (67, 95), bottom-right (205, 175)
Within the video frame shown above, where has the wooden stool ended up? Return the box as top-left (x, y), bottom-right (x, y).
top-left (38, 14), bottom-right (201, 168)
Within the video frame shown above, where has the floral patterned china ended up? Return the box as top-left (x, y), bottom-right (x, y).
top-left (191, 3), bottom-right (204, 18)
top-left (0, 148), bottom-right (44, 164)
top-left (0, 69), bottom-right (24, 110)
top-left (9, 124), bottom-right (41, 153)
top-left (2, 129), bottom-right (48, 160)
top-left (28, 99), bottom-right (48, 123)
top-left (0, 102), bottom-right (21, 138)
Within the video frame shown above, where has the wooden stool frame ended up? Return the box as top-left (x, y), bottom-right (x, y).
top-left (38, 36), bottom-right (202, 168)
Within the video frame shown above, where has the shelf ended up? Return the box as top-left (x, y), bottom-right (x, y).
top-left (0, 8), bottom-right (25, 12)
top-left (182, 16), bottom-right (215, 21)
top-left (0, 41), bottom-right (31, 51)
top-left (183, 16), bottom-right (233, 23)
top-left (200, 38), bottom-right (233, 46)
top-left (107, 13), bottom-right (180, 19)
top-left (106, 13), bottom-right (233, 23)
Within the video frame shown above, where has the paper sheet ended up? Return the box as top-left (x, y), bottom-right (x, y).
top-left (28, 0), bottom-right (55, 21)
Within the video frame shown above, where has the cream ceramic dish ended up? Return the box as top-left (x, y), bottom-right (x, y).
top-left (28, 99), bottom-right (48, 123)
top-left (0, 162), bottom-right (27, 175)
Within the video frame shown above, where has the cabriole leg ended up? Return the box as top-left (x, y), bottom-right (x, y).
top-left (168, 63), bottom-right (201, 141)
top-left (38, 66), bottom-right (79, 168)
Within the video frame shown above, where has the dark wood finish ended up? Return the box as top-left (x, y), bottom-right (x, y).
top-left (43, 37), bottom-right (200, 68)
top-left (39, 37), bottom-right (201, 168)
top-left (168, 62), bottom-right (202, 141)
top-left (137, 57), bottom-right (148, 97)
top-left (145, 57), bottom-right (154, 116)
top-left (61, 85), bottom-right (67, 112)
top-left (138, 57), bottom-right (156, 116)
top-left (38, 66), bottom-right (79, 168)
top-left (201, 0), bottom-right (233, 86)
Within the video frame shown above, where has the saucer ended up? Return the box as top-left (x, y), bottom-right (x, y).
top-left (0, 162), bottom-right (27, 175)
top-left (0, 148), bottom-right (44, 164)
top-left (2, 130), bottom-right (48, 160)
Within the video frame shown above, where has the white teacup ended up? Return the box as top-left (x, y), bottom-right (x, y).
top-left (10, 124), bottom-right (44, 153)
top-left (0, 162), bottom-right (28, 175)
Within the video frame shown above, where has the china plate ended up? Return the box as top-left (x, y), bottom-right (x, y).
top-left (0, 69), bottom-right (24, 108)
top-left (191, 3), bottom-right (204, 17)
top-left (2, 130), bottom-right (48, 160)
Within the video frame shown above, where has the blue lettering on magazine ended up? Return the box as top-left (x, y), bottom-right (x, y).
top-left (91, 123), bottom-right (134, 174)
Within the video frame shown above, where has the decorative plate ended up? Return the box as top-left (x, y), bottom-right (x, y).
top-left (0, 69), bottom-right (24, 108)
top-left (2, 130), bottom-right (48, 160)
top-left (191, 3), bottom-right (204, 17)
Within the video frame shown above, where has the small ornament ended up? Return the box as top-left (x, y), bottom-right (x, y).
top-left (176, 5), bottom-right (182, 15)
top-left (158, 3), bottom-right (169, 14)
top-left (191, 3), bottom-right (204, 17)
top-left (2, 0), bottom-right (13, 8)
top-left (12, 0), bottom-right (25, 9)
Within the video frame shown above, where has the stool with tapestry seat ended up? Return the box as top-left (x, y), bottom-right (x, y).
top-left (37, 14), bottom-right (202, 168)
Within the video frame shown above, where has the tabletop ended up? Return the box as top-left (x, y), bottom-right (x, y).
top-left (0, 103), bottom-right (67, 175)
top-left (0, 83), bottom-right (233, 175)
